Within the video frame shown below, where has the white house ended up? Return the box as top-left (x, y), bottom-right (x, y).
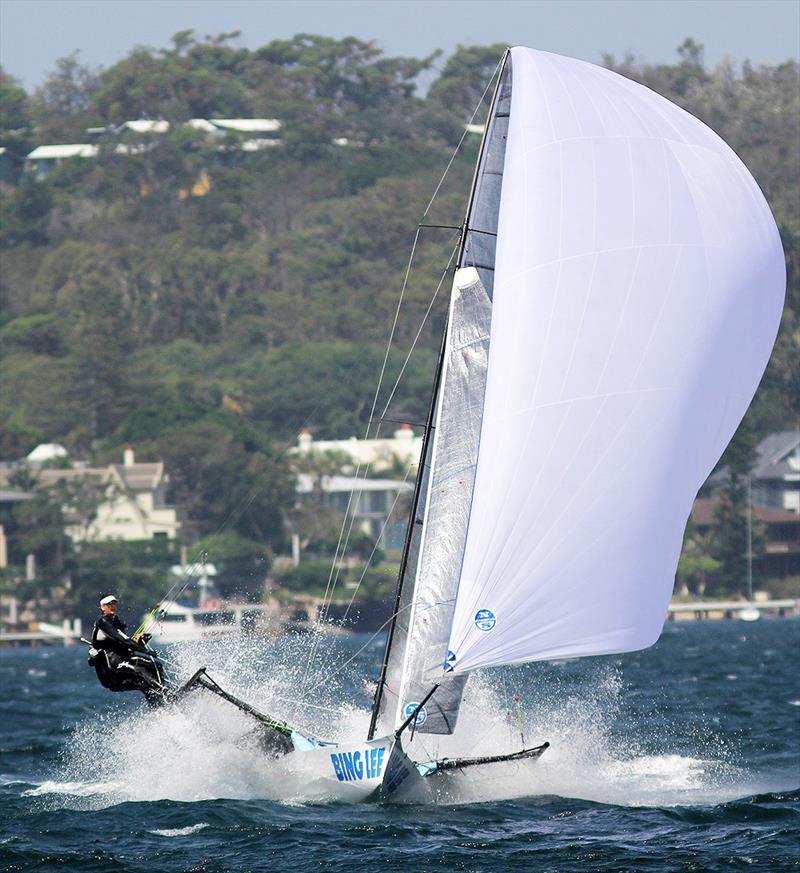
top-left (751, 431), bottom-right (800, 513)
top-left (291, 428), bottom-right (419, 553)
top-left (25, 144), bottom-right (98, 180)
top-left (293, 425), bottom-right (422, 473)
top-left (296, 473), bottom-right (412, 551)
top-left (1, 447), bottom-right (181, 542)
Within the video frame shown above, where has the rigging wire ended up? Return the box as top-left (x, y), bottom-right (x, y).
top-left (144, 55), bottom-right (508, 711)
top-left (301, 463), bottom-right (416, 690)
top-left (377, 241), bottom-right (459, 422)
top-left (133, 552), bottom-right (212, 640)
top-left (298, 600), bottom-right (443, 698)
top-left (299, 58), bottom-right (507, 671)
top-left (132, 395), bottom-right (329, 637)
top-left (419, 54), bottom-right (505, 222)
top-left (305, 243), bottom-right (459, 683)
top-left (339, 462), bottom-right (415, 624)
top-left (298, 230), bottom-right (457, 686)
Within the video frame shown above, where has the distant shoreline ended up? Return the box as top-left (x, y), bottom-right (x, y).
top-left (667, 598), bottom-right (798, 620)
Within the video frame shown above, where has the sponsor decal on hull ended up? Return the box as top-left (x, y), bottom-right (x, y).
top-left (329, 746), bottom-right (387, 783)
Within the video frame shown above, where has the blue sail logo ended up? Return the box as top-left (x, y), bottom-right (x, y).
top-left (443, 650), bottom-right (457, 672)
top-left (474, 608), bottom-right (496, 631)
top-left (404, 702), bottom-right (428, 725)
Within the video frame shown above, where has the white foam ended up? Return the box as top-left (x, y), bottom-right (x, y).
top-left (49, 635), bottom-right (775, 808)
top-left (24, 779), bottom-right (122, 797)
top-left (148, 823), bottom-right (209, 837)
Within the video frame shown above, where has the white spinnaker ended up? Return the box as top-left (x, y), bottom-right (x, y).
top-left (446, 47), bottom-right (786, 673)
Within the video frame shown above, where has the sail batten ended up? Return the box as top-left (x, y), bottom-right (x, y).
top-left (445, 47), bottom-right (785, 675)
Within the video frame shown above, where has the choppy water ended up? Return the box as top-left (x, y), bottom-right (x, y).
top-left (2, 618), bottom-right (798, 871)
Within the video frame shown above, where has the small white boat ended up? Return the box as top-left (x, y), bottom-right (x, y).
top-left (145, 600), bottom-right (276, 643)
top-left (738, 607), bottom-right (761, 622)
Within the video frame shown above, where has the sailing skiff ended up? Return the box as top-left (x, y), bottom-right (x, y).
top-left (167, 45), bottom-right (785, 803)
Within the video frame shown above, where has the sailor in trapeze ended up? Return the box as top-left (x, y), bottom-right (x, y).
top-left (87, 594), bottom-right (167, 705)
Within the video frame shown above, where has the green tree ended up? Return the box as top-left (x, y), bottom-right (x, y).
top-left (677, 520), bottom-right (720, 595)
top-left (140, 417), bottom-right (292, 544)
top-left (52, 245), bottom-right (135, 443)
top-left (603, 37), bottom-right (710, 99)
top-left (288, 448), bottom-right (352, 552)
top-left (0, 177), bottom-right (53, 247)
top-left (0, 67), bottom-right (32, 172)
top-left (92, 31), bottom-right (251, 123)
top-left (247, 34), bottom-right (436, 156)
top-left (0, 68), bottom-right (30, 133)
top-left (191, 530), bottom-right (270, 600)
top-left (0, 354), bottom-right (75, 454)
top-left (68, 540), bottom-right (168, 623)
top-left (47, 473), bottom-right (113, 542)
top-left (0, 313), bottom-right (65, 356)
top-left (31, 51), bottom-right (102, 141)
top-left (426, 43), bottom-right (508, 143)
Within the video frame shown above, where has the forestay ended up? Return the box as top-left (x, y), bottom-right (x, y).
top-left (446, 47), bottom-right (786, 673)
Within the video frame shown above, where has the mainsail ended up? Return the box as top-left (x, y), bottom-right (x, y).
top-left (445, 47), bottom-right (785, 673)
top-left (392, 267), bottom-right (491, 733)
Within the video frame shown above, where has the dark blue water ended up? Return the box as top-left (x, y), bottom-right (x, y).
top-left (2, 619), bottom-right (798, 872)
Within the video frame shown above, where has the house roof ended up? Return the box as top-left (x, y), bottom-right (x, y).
top-left (208, 118), bottom-right (281, 133)
top-left (27, 144), bottom-right (98, 160)
top-left (0, 489), bottom-right (34, 503)
top-left (240, 138), bottom-right (281, 151)
top-left (35, 468), bottom-right (106, 486)
top-left (112, 462), bottom-right (165, 491)
top-left (119, 120), bottom-right (170, 134)
top-left (753, 431), bottom-right (800, 480)
top-left (0, 463), bottom-right (165, 492)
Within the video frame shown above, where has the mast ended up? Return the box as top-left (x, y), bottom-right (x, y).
top-left (367, 51), bottom-right (511, 741)
top-left (366, 314), bottom-right (448, 740)
top-left (746, 475), bottom-right (753, 602)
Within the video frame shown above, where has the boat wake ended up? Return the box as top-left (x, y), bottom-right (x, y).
top-left (27, 637), bottom-right (786, 810)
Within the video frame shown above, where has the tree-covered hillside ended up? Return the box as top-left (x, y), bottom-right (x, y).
top-left (1, 34), bottom-right (798, 563)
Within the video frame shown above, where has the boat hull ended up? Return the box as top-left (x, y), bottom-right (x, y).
top-left (385, 742), bottom-right (550, 804)
top-left (272, 737), bottom-right (550, 804)
top-left (269, 735), bottom-right (404, 803)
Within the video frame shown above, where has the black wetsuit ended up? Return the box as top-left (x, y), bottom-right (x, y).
top-left (90, 613), bottom-right (165, 703)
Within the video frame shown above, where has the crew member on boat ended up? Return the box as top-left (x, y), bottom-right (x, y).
top-left (88, 595), bottom-right (165, 704)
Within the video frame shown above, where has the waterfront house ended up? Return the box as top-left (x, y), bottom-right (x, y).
top-left (750, 431), bottom-right (800, 513)
top-left (0, 447), bottom-right (181, 542)
top-left (292, 425), bottom-right (422, 473)
top-left (691, 498), bottom-right (800, 580)
top-left (296, 473), bottom-right (412, 551)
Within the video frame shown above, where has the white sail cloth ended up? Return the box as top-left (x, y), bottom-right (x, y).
top-left (446, 47), bottom-right (785, 672)
top-left (394, 268), bottom-right (491, 732)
